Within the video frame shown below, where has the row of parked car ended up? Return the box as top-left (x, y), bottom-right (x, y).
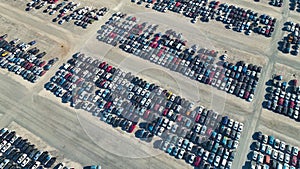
top-left (97, 13), bottom-right (263, 102)
top-left (269, 0), bottom-right (283, 7)
top-left (0, 128), bottom-right (66, 169)
top-left (44, 52), bottom-right (244, 168)
top-left (289, 0), bottom-right (300, 12)
top-left (279, 21), bottom-right (300, 56)
top-left (0, 34), bottom-right (56, 83)
top-left (148, 110), bottom-right (243, 169)
top-left (26, 0), bottom-right (108, 29)
top-left (132, 0), bottom-right (277, 37)
top-left (248, 131), bottom-right (300, 169)
top-left (263, 76), bottom-right (300, 121)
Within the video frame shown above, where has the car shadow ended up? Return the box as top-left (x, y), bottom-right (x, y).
top-left (153, 140), bottom-right (162, 149)
top-left (277, 40), bottom-right (285, 51)
top-left (139, 122), bottom-right (148, 129)
top-left (265, 79), bottom-right (273, 86)
top-left (242, 161), bottom-right (251, 169)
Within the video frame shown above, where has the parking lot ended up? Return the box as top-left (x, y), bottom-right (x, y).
top-left (96, 12), bottom-right (264, 102)
top-left (25, 0), bottom-right (109, 29)
top-left (245, 131), bottom-right (299, 169)
top-left (0, 124), bottom-right (81, 169)
top-left (0, 0), bottom-right (299, 169)
top-left (278, 20), bottom-right (300, 56)
top-left (43, 51), bottom-right (249, 168)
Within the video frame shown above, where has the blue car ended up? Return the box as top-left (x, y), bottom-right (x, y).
top-left (221, 116), bottom-right (229, 125)
top-left (268, 136), bottom-right (275, 145)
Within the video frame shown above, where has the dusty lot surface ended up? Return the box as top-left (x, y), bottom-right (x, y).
top-left (0, 0), bottom-right (299, 169)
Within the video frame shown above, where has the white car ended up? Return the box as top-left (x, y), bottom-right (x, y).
top-left (214, 155), bottom-right (221, 167)
top-left (284, 153), bottom-right (290, 164)
top-left (17, 153), bottom-right (27, 164)
top-left (9, 135), bottom-right (19, 144)
top-left (177, 148), bottom-right (185, 159)
top-left (187, 142), bottom-right (194, 151)
top-left (57, 162), bottom-right (65, 169)
top-left (238, 123), bottom-right (244, 132)
top-left (194, 124), bottom-right (201, 133)
top-left (257, 153), bottom-right (264, 164)
top-left (278, 151), bottom-right (284, 162)
top-left (233, 121), bottom-right (239, 130)
top-left (161, 141), bottom-right (169, 152)
top-left (227, 119), bottom-right (234, 128)
top-left (239, 89), bottom-right (245, 97)
top-left (21, 157), bottom-right (31, 167)
top-left (162, 118), bottom-right (169, 128)
top-left (229, 85), bottom-right (235, 93)
top-left (272, 149), bottom-right (278, 159)
top-left (225, 84), bottom-right (231, 91)
top-left (156, 127), bottom-right (164, 137)
top-left (1, 143), bottom-right (11, 153)
top-left (216, 134), bottom-right (222, 142)
top-left (176, 137), bottom-right (183, 147)
top-left (252, 151), bottom-right (258, 161)
top-left (0, 140), bottom-right (7, 149)
top-left (203, 150), bottom-right (209, 161)
top-left (0, 159), bottom-right (9, 169)
top-left (235, 132), bottom-right (241, 140)
top-left (166, 121), bottom-right (173, 130)
top-left (188, 154), bottom-right (195, 164)
top-left (232, 140), bottom-right (239, 149)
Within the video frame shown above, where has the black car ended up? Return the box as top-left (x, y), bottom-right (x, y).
top-left (38, 151), bottom-right (48, 162)
top-left (45, 157), bottom-right (56, 168)
top-left (256, 131), bottom-right (262, 141)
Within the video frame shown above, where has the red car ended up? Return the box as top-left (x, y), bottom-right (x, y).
top-left (75, 78), bottom-right (84, 85)
top-left (291, 156), bottom-right (297, 166)
top-left (176, 114), bottom-right (183, 122)
top-left (206, 127), bottom-right (213, 135)
top-left (154, 104), bottom-right (160, 111)
top-left (39, 70), bottom-right (46, 76)
top-left (172, 57), bottom-right (177, 64)
top-left (293, 79), bottom-right (298, 86)
top-left (128, 123), bottom-right (136, 133)
top-left (106, 66), bottom-right (112, 72)
top-left (206, 77), bottom-right (212, 84)
top-left (99, 62), bottom-right (106, 68)
top-left (143, 110), bottom-right (150, 119)
top-left (48, 0), bottom-right (58, 4)
top-left (195, 113), bottom-right (201, 122)
top-left (162, 108), bottom-right (169, 116)
top-left (26, 63), bottom-right (33, 70)
top-left (104, 102), bottom-right (112, 109)
top-left (65, 73), bottom-right (72, 79)
top-left (243, 91), bottom-right (250, 99)
top-left (278, 98), bottom-right (284, 106)
top-left (209, 71), bottom-right (215, 78)
top-left (289, 101), bottom-right (295, 109)
top-left (99, 79), bottom-right (106, 87)
top-left (193, 156), bottom-right (201, 167)
top-left (157, 47), bottom-right (165, 57)
top-left (39, 61), bottom-right (46, 67)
